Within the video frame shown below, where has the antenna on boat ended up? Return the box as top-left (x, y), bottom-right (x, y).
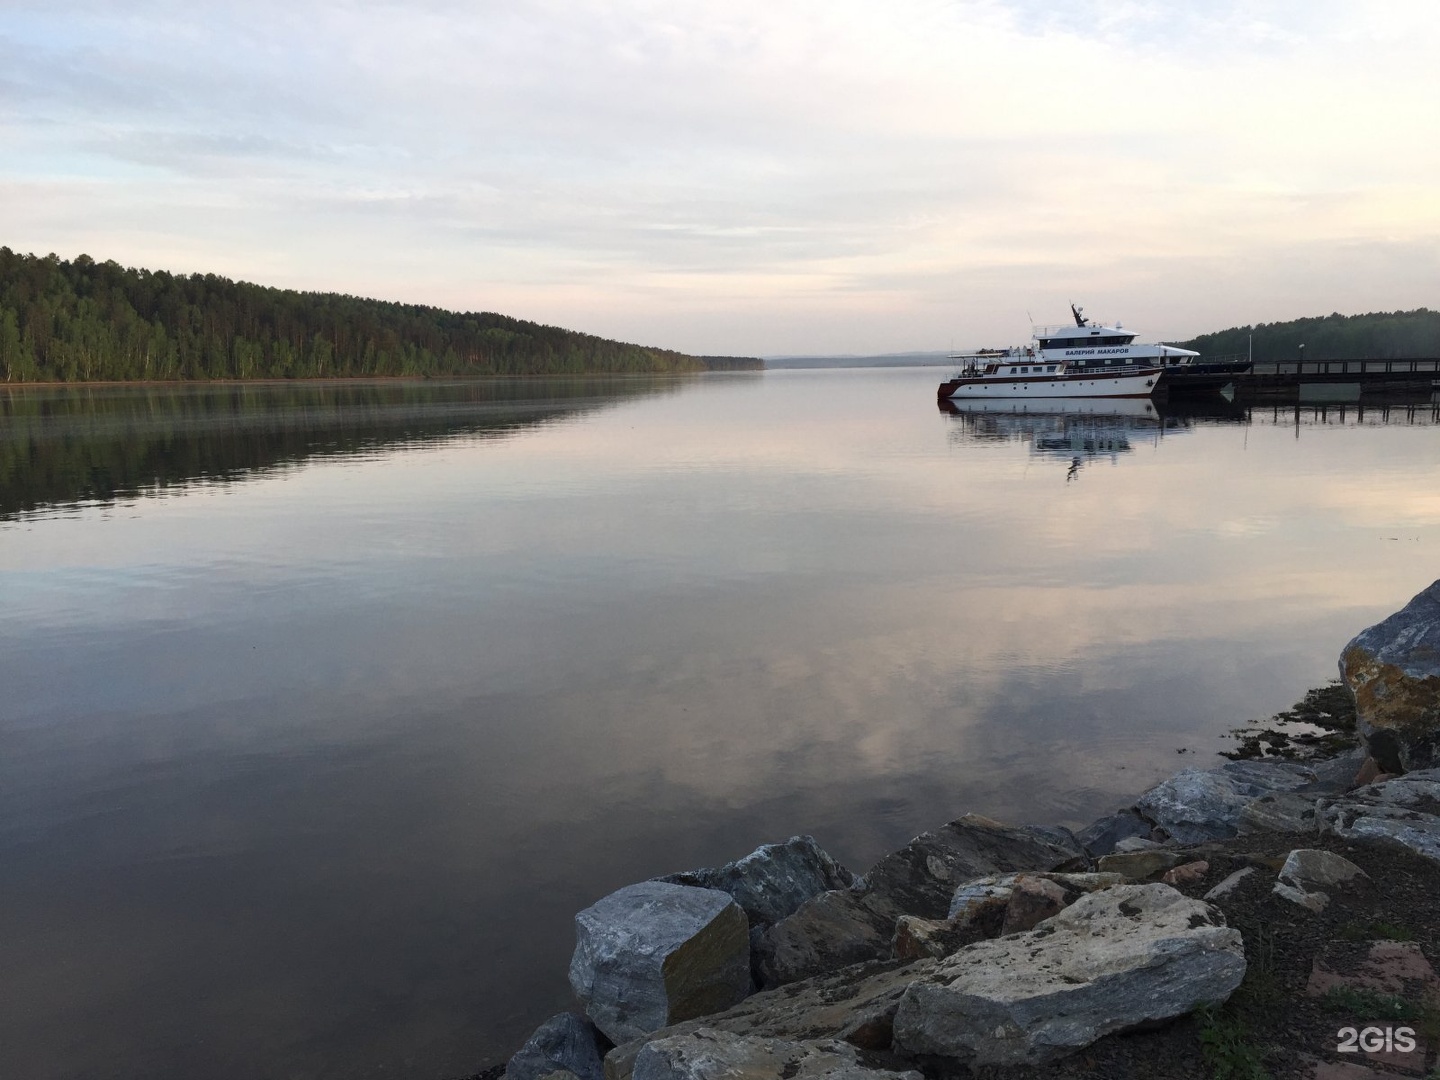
top-left (1071, 303), bottom-right (1087, 328)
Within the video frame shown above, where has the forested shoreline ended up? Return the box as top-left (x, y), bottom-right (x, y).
top-left (0, 248), bottom-right (759, 383)
top-left (1178, 308), bottom-right (1440, 361)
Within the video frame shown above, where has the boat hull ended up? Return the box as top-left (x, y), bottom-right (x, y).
top-left (938, 367), bottom-right (1161, 399)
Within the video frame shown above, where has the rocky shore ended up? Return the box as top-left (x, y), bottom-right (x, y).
top-left (492, 581), bottom-right (1440, 1080)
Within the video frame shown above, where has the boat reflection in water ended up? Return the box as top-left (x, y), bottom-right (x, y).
top-left (938, 395), bottom-right (1230, 480)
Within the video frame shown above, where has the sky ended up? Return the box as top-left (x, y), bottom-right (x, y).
top-left (3, 0), bottom-right (1439, 356)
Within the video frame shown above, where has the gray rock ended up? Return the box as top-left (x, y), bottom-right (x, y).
top-left (1318, 770), bottom-right (1440, 865)
top-left (570, 882), bottom-right (751, 1044)
top-left (1237, 792), bottom-right (1321, 836)
top-left (891, 883), bottom-right (1245, 1065)
top-left (946, 876), bottom-right (1016, 926)
top-left (632, 1031), bottom-right (921, 1080)
top-left (1340, 579), bottom-right (1440, 772)
top-left (753, 889), bottom-right (893, 989)
top-left (945, 871), bottom-right (1128, 928)
top-left (658, 837), bottom-right (856, 927)
top-left (1075, 808), bottom-right (1154, 857)
top-left (1297, 747), bottom-right (1370, 793)
top-left (1000, 875), bottom-right (1067, 935)
top-left (1322, 802), bottom-right (1440, 865)
top-left (1271, 848), bottom-right (1368, 912)
top-left (604, 957), bottom-right (938, 1080)
top-left (860, 814), bottom-right (1087, 921)
top-left (508, 1013), bottom-right (607, 1080)
top-left (1135, 761), bottom-right (1318, 844)
top-left (1280, 848), bottom-right (1368, 890)
top-left (1319, 771), bottom-right (1440, 869)
top-left (756, 814), bottom-right (1084, 986)
top-left (1113, 836), bottom-right (1162, 853)
top-left (1350, 768), bottom-right (1440, 807)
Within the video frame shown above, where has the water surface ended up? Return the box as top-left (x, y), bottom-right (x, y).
top-left (2, 370), bottom-right (1437, 1079)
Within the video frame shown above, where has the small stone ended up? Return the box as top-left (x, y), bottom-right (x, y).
top-left (1160, 860), bottom-right (1209, 886)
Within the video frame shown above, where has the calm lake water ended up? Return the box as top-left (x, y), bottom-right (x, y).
top-left (3, 370), bottom-right (1438, 1079)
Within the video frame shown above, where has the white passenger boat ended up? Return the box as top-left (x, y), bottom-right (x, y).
top-left (938, 306), bottom-right (1187, 399)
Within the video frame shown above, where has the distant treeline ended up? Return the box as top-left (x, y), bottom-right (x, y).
top-left (0, 248), bottom-right (760, 383)
top-left (1179, 309), bottom-right (1440, 362)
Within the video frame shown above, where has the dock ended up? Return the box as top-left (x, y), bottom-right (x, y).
top-left (1169, 356), bottom-right (1440, 400)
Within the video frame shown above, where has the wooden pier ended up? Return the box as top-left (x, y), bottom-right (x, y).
top-left (1241, 356), bottom-right (1440, 392)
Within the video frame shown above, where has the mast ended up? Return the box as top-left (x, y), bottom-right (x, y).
top-left (1071, 304), bottom-right (1088, 328)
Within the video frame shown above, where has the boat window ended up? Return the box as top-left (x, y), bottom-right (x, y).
top-left (1046, 365), bottom-right (1056, 372)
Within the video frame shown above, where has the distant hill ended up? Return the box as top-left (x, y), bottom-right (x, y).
top-left (765, 351), bottom-right (953, 369)
top-left (1179, 309), bottom-right (1440, 362)
top-left (0, 248), bottom-right (760, 383)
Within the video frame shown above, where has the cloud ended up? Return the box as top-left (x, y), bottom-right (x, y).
top-left (1, 0), bottom-right (1438, 353)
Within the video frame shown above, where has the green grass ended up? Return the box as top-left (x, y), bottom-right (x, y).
top-left (1193, 921), bottom-right (1283, 1080)
top-left (1337, 920), bottom-right (1415, 942)
top-left (1196, 1005), bottom-right (1272, 1080)
top-left (1321, 985), bottom-right (1423, 1022)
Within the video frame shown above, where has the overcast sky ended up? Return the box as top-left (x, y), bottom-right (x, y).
top-left (3, 0), bottom-right (1438, 355)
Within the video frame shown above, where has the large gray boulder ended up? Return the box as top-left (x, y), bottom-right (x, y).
top-left (657, 836), bottom-right (856, 927)
top-left (632, 1031), bottom-right (922, 1080)
top-left (752, 889), bottom-right (892, 988)
top-left (1340, 580), bottom-right (1440, 772)
top-left (570, 882), bottom-right (751, 1044)
top-left (1135, 760), bottom-right (1318, 843)
top-left (507, 1012), bottom-right (607, 1080)
top-left (755, 815), bottom-right (1085, 986)
top-left (1319, 768), bottom-right (1440, 864)
top-left (1074, 808), bottom-right (1154, 857)
top-left (891, 883), bottom-right (1245, 1066)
